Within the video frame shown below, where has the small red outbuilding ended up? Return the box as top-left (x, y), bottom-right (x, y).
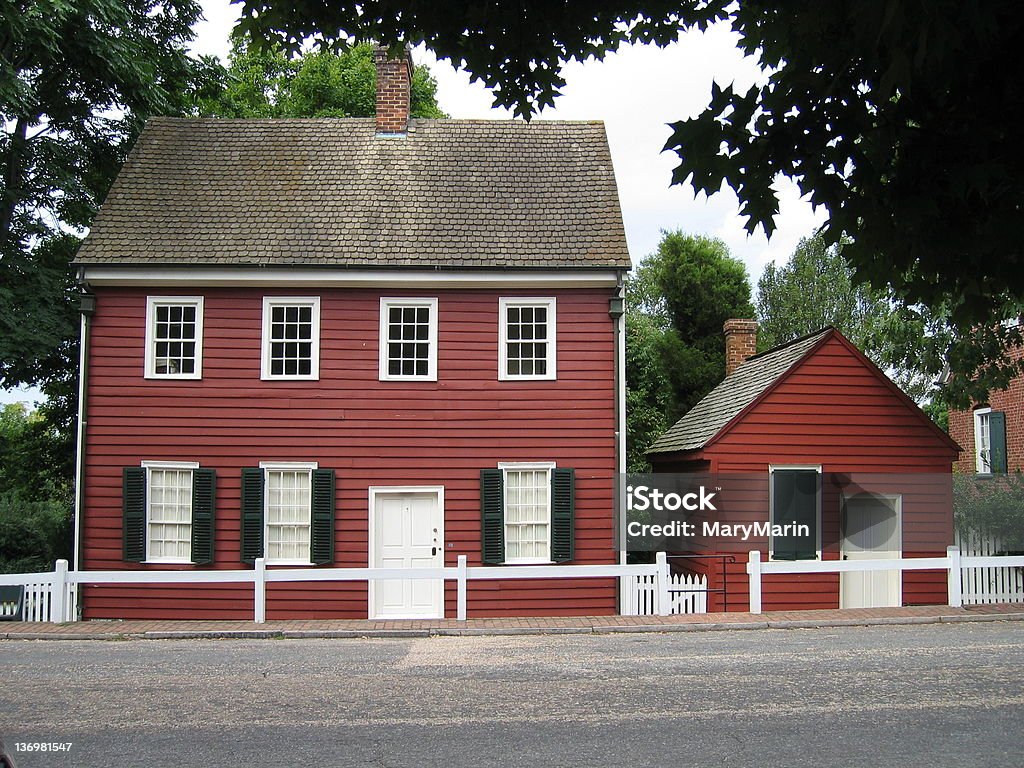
top-left (646, 323), bottom-right (960, 612)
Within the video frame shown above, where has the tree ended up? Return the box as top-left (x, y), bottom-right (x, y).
top-left (236, 1), bottom-right (1024, 404)
top-left (626, 231), bottom-right (754, 470)
top-left (195, 36), bottom-right (446, 119)
top-left (1, 0), bottom-right (216, 433)
top-left (0, 403), bottom-right (72, 573)
top-left (757, 233), bottom-right (939, 402)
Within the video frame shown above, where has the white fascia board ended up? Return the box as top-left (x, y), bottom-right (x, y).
top-left (80, 266), bottom-right (624, 289)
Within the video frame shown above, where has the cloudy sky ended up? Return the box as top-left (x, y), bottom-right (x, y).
top-left (3, 3), bottom-right (826, 407)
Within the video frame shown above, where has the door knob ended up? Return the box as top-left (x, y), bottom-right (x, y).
top-left (432, 547), bottom-right (438, 556)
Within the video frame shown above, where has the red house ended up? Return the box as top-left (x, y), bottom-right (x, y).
top-left (71, 49), bottom-right (630, 620)
top-left (646, 321), bottom-right (960, 612)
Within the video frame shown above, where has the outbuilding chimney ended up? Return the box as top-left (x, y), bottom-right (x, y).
top-left (374, 45), bottom-right (412, 134)
top-left (724, 319), bottom-right (758, 376)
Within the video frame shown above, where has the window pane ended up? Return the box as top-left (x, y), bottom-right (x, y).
top-left (148, 468), bottom-right (193, 560)
top-left (505, 468), bottom-right (550, 560)
top-left (505, 303), bottom-right (550, 378)
top-left (385, 303), bottom-right (433, 377)
top-left (152, 302), bottom-right (200, 376)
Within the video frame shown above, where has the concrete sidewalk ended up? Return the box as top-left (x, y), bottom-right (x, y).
top-left (2, 603), bottom-right (1023, 640)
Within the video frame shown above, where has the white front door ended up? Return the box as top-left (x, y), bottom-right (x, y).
top-left (370, 488), bottom-right (444, 619)
top-left (840, 494), bottom-right (902, 609)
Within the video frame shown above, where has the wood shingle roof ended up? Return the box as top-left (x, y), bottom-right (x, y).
top-left (73, 117), bottom-right (631, 270)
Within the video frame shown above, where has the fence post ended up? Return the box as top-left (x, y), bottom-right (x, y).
top-left (254, 557), bottom-right (266, 623)
top-left (947, 545), bottom-right (962, 608)
top-left (51, 559), bottom-right (69, 623)
top-left (457, 555), bottom-right (468, 621)
top-left (655, 552), bottom-right (670, 616)
top-left (747, 550), bottom-right (762, 615)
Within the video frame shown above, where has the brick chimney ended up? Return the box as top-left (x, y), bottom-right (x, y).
top-left (724, 319), bottom-right (758, 376)
top-left (374, 45), bottom-right (412, 134)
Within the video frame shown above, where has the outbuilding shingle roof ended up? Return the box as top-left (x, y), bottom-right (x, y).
top-left (73, 117), bottom-right (631, 269)
top-left (646, 328), bottom-right (832, 455)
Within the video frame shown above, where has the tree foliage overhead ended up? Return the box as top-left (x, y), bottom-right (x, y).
top-left (626, 231), bottom-right (753, 470)
top-left (236, 0), bottom-right (1024, 403)
top-left (196, 35), bottom-right (446, 119)
top-left (1, 0), bottom-right (216, 427)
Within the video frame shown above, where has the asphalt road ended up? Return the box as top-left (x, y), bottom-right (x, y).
top-left (2, 622), bottom-right (1022, 767)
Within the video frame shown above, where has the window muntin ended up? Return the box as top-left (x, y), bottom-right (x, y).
top-left (379, 298), bottom-right (438, 381)
top-left (262, 464), bottom-right (314, 564)
top-left (145, 297), bottom-right (203, 379)
top-left (501, 462), bottom-right (555, 563)
top-left (975, 408), bottom-right (992, 473)
top-left (499, 298), bottom-right (556, 380)
top-left (262, 297), bottom-right (320, 380)
top-left (144, 462), bottom-right (198, 563)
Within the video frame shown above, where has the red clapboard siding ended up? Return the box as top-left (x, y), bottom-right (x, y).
top-left (81, 287), bottom-right (618, 620)
top-left (655, 333), bottom-right (957, 612)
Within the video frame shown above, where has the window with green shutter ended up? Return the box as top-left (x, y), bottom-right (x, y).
top-left (770, 467), bottom-right (820, 561)
top-left (123, 463), bottom-right (216, 564)
top-left (242, 464), bottom-right (335, 565)
top-left (481, 463), bottom-right (575, 565)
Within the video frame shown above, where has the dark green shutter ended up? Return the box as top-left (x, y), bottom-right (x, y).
top-left (191, 468), bottom-right (216, 565)
top-left (771, 469), bottom-right (819, 561)
top-left (990, 411), bottom-right (1008, 474)
top-left (123, 467), bottom-right (146, 562)
top-left (310, 468), bottom-right (335, 565)
top-left (240, 468), bottom-right (264, 564)
top-left (551, 468), bottom-right (575, 563)
top-left (480, 469), bottom-right (505, 564)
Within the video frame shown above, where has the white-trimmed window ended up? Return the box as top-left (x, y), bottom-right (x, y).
top-left (261, 462), bottom-right (316, 565)
top-left (145, 297), bottom-right (204, 379)
top-left (143, 461), bottom-right (199, 563)
top-left (379, 298), bottom-right (438, 381)
top-left (975, 407), bottom-right (993, 473)
top-left (769, 465), bottom-right (821, 561)
top-left (500, 461), bottom-right (555, 563)
top-left (261, 297), bottom-right (320, 380)
top-left (499, 298), bottom-right (556, 380)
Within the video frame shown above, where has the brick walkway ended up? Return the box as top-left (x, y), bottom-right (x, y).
top-left (2, 603), bottom-right (1022, 640)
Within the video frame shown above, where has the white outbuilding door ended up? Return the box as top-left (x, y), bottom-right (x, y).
top-left (840, 494), bottom-right (902, 609)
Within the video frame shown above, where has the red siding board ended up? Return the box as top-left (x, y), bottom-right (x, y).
top-left (81, 287), bottom-right (619, 620)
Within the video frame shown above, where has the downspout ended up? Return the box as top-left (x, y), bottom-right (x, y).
top-left (73, 283), bottom-right (96, 575)
top-left (609, 276), bottom-right (627, 603)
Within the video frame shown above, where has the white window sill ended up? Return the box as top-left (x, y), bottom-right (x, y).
top-left (263, 560), bottom-right (314, 567)
top-left (503, 559), bottom-right (555, 566)
top-left (143, 560), bottom-right (195, 566)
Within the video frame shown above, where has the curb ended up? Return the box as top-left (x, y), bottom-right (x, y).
top-left (3, 612), bottom-right (1023, 641)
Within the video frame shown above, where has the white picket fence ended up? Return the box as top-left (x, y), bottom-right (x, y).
top-left (622, 571), bottom-right (708, 615)
top-left (956, 529), bottom-right (1024, 604)
top-left (0, 567), bottom-right (78, 622)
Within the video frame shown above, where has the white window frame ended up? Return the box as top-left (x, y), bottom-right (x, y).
top-left (141, 460), bottom-right (200, 564)
top-left (768, 464), bottom-right (823, 562)
top-left (974, 407), bottom-right (993, 473)
top-left (499, 297), bottom-right (557, 381)
top-left (259, 461), bottom-right (318, 566)
top-left (499, 461), bottom-right (557, 565)
top-left (144, 297), bottom-right (204, 379)
top-left (261, 297), bottom-right (321, 381)
top-left (379, 297), bottom-right (438, 381)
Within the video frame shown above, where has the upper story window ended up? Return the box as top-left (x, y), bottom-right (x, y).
top-left (974, 407), bottom-right (1007, 474)
top-left (499, 298), bottom-right (556, 380)
top-left (145, 297), bottom-right (204, 379)
top-left (379, 298), bottom-right (438, 381)
top-left (262, 297), bottom-right (320, 380)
